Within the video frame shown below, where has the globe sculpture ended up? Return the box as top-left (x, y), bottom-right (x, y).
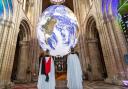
top-left (37, 5), bottom-right (79, 56)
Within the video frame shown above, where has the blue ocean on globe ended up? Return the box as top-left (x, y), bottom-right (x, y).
top-left (37, 5), bottom-right (79, 56)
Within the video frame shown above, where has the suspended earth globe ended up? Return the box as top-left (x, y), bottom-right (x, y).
top-left (37, 5), bottom-right (79, 56)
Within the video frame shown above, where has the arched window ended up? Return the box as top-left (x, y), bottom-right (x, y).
top-left (25, 0), bottom-right (29, 14)
top-left (121, 14), bottom-right (128, 43)
top-left (86, 0), bottom-right (91, 10)
top-left (89, 0), bottom-right (93, 6)
top-left (118, 1), bottom-right (128, 44)
top-left (23, 0), bottom-right (34, 14)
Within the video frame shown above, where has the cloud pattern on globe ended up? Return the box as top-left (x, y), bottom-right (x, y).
top-left (37, 5), bottom-right (79, 56)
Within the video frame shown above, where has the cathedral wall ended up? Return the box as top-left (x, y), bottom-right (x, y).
top-left (77, 0), bottom-right (128, 85)
top-left (0, 0), bottom-right (42, 87)
top-left (0, 0), bottom-right (127, 87)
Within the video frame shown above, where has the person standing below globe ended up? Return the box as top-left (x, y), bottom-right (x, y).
top-left (36, 0), bottom-right (80, 88)
top-left (67, 48), bottom-right (83, 89)
top-left (37, 50), bottom-right (55, 89)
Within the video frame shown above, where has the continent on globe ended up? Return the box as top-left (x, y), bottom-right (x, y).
top-left (43, 17), bottom-right (57, 36)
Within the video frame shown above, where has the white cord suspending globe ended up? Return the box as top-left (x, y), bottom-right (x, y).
top-left (37, 5), bottom-right (79, 56)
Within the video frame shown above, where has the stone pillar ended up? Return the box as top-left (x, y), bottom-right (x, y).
top-left (103, 17), bottom-right (124, 85)
top-left (103, 20), bottom-right (118, 77)
top-left (0, 21), bottom-right (12, 86)
top-left (23, 0), bottom-right (26, 10)
top-left (73, 0), bottom-right (86, 71)
top-left (0, 21), bottom-right (6, 43)
top-left (110, 16), bottom-right (128, 79)
top-left (16, 41), bottom-right (29, 82)
top-left (88, 39), bottom-right (103, 80)
top-left (0, 21), bottom-right (6, 73)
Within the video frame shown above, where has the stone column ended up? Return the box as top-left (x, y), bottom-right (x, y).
top-left (0, 22), bottom-right (10, 71)
top-left (0, 20), bottom-right (6, 73)
top-left (103, 17), bottom-right (124, 85)
top-left (73, 0), bottom-right (86, 71)
top-left (0, 20), bottom-right (6, 43)
top-left (110, 16), bottom-right (128, 79)
top-left (0, 22), bottom-right (12, 86)
top-left (16, 41), bottom-right (29, 82)
top-left (88, 39), bottom-right (103, 80)
top-left (23, 0), bottom-right (26, 10)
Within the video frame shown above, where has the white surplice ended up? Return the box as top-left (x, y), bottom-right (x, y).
top-left (37, 57), bottom-right (55, 89)
top-left (67, 53), bottom-right (83, 89)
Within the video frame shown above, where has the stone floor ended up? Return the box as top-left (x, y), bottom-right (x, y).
top-left (85, 81), bottom-right (128, 89)
top-left (11, 81), bottom-right (128, 89)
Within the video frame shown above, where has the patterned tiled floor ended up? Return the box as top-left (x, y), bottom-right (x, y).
top-left (84, 81), bottom-right (128, 89)
top-left (12, 83), bottom-right (37, 89)
top-left (11, 81), bottom-right (128, 89)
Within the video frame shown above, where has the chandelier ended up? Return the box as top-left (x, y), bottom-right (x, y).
top-left (50, 0), bottom-right (65, 4)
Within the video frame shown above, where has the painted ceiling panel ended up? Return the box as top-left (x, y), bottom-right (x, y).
top-left (0, 0), bottom-right (13, 17)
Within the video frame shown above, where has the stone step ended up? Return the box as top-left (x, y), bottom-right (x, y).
top-left (56, 80), bottom-right (68, 89)
top-left (56, 87), bottom-right (68, 89)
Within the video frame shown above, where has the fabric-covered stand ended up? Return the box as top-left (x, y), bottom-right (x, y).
top-left (67, 52), bottom-right (83, 89)
top-left (37, 56), bottom-right (55, 89)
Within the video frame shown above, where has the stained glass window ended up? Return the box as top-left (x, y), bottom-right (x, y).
top-left (0, 0), bottom-right (13, 17)
top-left (118, 14), bottom-right (128, 43)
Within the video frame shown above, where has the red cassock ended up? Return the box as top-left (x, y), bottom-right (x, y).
top-left (45, 57), bottom-right (51, 75)
top-left (41, 56), bottom-right (51, 82)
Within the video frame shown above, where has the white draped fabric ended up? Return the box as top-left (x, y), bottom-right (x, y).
top-left (37, 57), bottom-right (55, 89)
top-left (67, 54), bottom-right (83, 89)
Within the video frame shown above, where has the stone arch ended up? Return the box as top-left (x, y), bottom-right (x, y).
top-left (86, 16), bottom-right (97, 39)
top-left (19, 19), bottom-right (31, 41)
top-left (11, 19), bottom-right (31, 82)
top-left (85, 16), bottom-right (108, 80)
top-left (23, 0), bottom-right (33, 12)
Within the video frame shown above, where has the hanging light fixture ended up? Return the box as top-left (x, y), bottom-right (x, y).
top-left (50, 0), bottom-right (65, 4)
